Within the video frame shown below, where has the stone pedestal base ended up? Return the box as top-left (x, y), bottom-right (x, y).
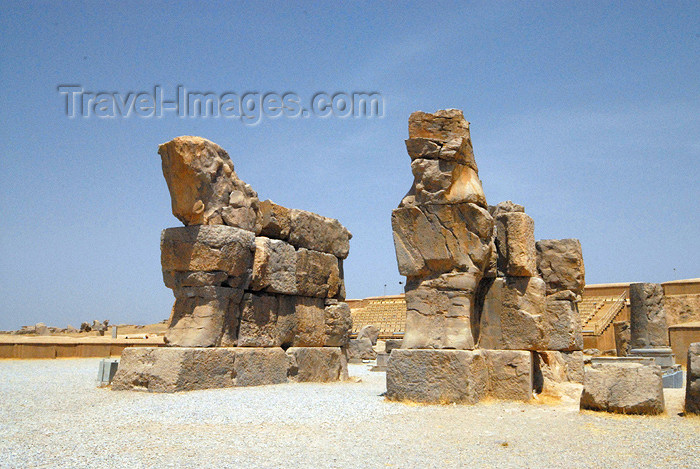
top-left (629, 347), bottom-right (675, 368)
top-left (112, 346), bottom-right (346, 392)
top-left (580, 363), bottom-right (665, 415)
top-left (385, 349), bottom-right (532, 404)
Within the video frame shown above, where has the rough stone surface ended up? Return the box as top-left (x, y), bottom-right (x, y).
top-left (286, 347), bottom-right (345, 382)
top-left (403, 272), bottom-right (480, 350)
top-left (384, 339), bottom-right (403, 354)
top-left (404, 158), bottom-right (486, 207)
top-left (408, 109), bottom-right (470, 141)
top-left (686, 342), bottom-right (700, 414)
top-left (323, 301), bottom-right (353, 347)
top-left (165, 286), bottom-right (242, 347)
top-left (258, 200), bottom-right (291, 240)
top-left (533, 351), bottom-right (584, 393)
top-left (347, 338), bottom-right (377, 360)
top-left (629, 283), bottom-right (669, 348)
top-left (236, 293), bottom-right (328, 348)
top-left (392, 203), bottom-right (494, 278)
top-left (158, 136), bottom-right (261, 231)
top-left (535, 239), bottom-right (585, 296)
top-left (580, 363), bottom-right (665, 415)
top-left (250, 237), bottom-right (341, 298)
top-left (543, 294), bottom-right (583, 351)
top-left (161, 225), bottom-right (255, 289)
top-left (231, 347), bottom-right (290, 387)
top-left (386, 349), bottom-right (487, 404)
top-left (405, 137), bottom-right (476, 167)
top-left (112, 347), bottom-right (238, 392)
top-left (357, 325), bottom-right (379, 345)
top-left (482, 350), bottom-right (533, 401)
top-left (288, 209), bottom-right (351, 259)
top-left (488, 200), bottom-right (524, 218)
top-left (478, 277), bottom-right (547, 350)
top-left (495, 212), bottom-right (537, 277)
top-left (614, 321), bottom-right (631, 357)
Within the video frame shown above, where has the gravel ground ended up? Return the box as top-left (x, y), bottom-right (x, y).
top-left (0, 359), bottom-right (698, 469)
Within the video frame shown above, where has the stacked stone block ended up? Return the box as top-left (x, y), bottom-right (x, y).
top-left (387, 110), bottom-right (585, 404)
top-left (686, 342), bottom-right (700, 414)
top-left (113, 136), bottom-right (352, 392)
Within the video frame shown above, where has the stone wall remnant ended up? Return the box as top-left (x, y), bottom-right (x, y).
top-left (629, 282), bottom-right (669, 348)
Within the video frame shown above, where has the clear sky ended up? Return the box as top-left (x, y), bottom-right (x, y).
top-left (0, 1), bottom-right (698, 331)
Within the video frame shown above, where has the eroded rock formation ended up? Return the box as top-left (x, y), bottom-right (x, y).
top-left (113, 136), bottom-right (353, 392)
top-left (387, 109), bottom-right (586, 404)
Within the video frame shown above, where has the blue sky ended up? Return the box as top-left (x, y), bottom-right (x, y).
top-left (0, 1), bottom-right (698, 330)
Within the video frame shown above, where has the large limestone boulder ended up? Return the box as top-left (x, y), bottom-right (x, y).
top-left (482, 350), bottom-right (533, 401)
top-left (405, 136), bottom-right (475, 166)
top-left (236, 293), bottom-right (330, 348)
top-left (288, 209), bottom-right (352, 259)
top-left (408, 109), bottom-right (470, 140)
top-left (112, 347), bottom-right (238, 392)
top-left (477, 277), bottom-right (547, 350)
top-left (629, 283), bottom-right (669, 348)
top-left (250, 237), bottom-right (341, 298)
top-left (161, 225), bottom-right (255, 290)
top-left (495, 212), bottom-right (537, 277)
top-left (386, 349), bottom-right (488, 404)
top-left (535, 239), bottom-right (585, 296)
top-left (405, 158), bottom-right (486, 207)
top-left (392, 203), bottom-right (494, 278)
top-left (580, 363), bottom-right (665, 415)
top-left (158, 136), bottom-right (261, 231)
top-left (685, 342), bottom-right (700, 414)
top-left (165, 286), bottom-right (242, 347)
top-left (323, 301), bottom-right (353, 347)
top-left (543, 291), bottom-right (583, 351)
top-left (403, 272), bottom-right (480, 349)
top-left (286, 347), bottom-right (346, 382)
top-left (259, 200), bottom-right (291, 240)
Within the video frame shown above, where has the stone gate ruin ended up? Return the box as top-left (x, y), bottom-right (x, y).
top-left (387, 109), bottom-right (586, 404)
top-left (112, 137), bottom-right (353, 392)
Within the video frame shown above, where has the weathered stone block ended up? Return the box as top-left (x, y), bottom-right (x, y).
top-left (482, 350), bottom-right (533, 401)
top-left (686, 343), bottom-right (700, 414)
top-left (386, 349), bottom-right (487, 404)
top-left (158, 136), bottom-right (261, 231)
top-left (286, 347), bottom-right (345, 382)
top-left (495, 212), bottom-right (537, 277)
top-left (391, 203), bottom-right (494, 278)
top-left (295, 248), bottom-right (342, 298)
top-left (535, 239), bottom-right (585, 296)
top-left (233, 347), bottom-right (290, 387)
top-left (288, 209), bottom-right (351, 259)
top-left (543, 293), bottom-right (583, 351)
top-left (580, 363), bottom-right (665, 415)
top-left (614, 320), bottom-right (631, 357)
top-left (405, 137), bottom-right (476, 168)
top-left (259, 199), bottom-right (291, 240)
top-left (112, 347), bottom-right (238, 392)
top-left (533, 351), bottom-right (584, 393)
top-left (163, 271), bottom-right (229, 289)
top-left (477, 277), bottom-right (546, 350)
top-left (236, 293), bottom-right (327, 348)
top-left (161, 225), bottom-right (255, 289)
top-left (323, 301), bottom-right (353, 347)
top-left (408, 109), bottom-right (470, 141)
top-left (403, 273), bottom-right (480, 350)
top-left (629, 283), bottom-right (669, 348)
top-left (405, 158), bottom-right (486, 207)
top-left (347, 338), bottom-right (376, 360)
top-left (165, 286), bottom-right (242, 347)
